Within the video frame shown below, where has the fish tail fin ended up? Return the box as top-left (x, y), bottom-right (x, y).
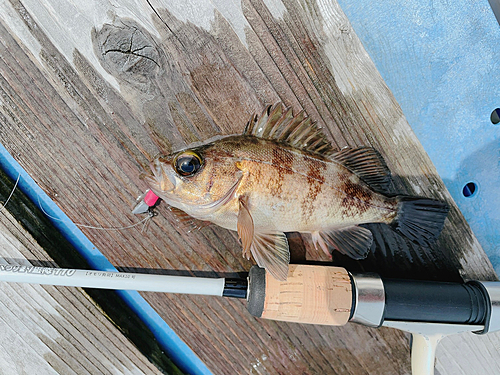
top-left (392, 197), bottom-right (449, 247)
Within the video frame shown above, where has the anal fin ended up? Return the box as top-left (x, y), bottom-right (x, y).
top-left (312, 226), bottom-right (373, 260)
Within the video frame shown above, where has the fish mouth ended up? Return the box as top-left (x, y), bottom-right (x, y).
top-left (149, 158), bottom-right (176, 193)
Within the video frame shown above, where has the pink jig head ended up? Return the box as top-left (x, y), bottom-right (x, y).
top-left (132, 189), bottom-right (161, 215)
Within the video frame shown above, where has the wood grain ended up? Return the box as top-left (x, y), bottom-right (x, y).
top-left (0, 0), bottom-right (498, 374)
top-left (0, 168), bottom-right (183, 374)
top-left (0, 199), bottom-right (162, 374)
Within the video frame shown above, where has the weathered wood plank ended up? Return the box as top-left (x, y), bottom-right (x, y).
top-left (0, 169), bottom-right (182, 374)
top-left (0, 0), bottom-right (498, 374)
top-left (0, 208), bottom-right (161, 374)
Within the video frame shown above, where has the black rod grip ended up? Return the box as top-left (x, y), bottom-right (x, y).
top-left (222, 278), bottom-right (248, 299)
top-left (382, 279), bottom-right (488, 325)
top-left (246, 267), bottom-right (266, 317)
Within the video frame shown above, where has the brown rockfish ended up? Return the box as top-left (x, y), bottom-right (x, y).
top-left (143, 104), bottom-right (449, 280)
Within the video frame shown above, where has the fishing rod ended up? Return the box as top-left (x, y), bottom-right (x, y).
top-left (0, 262), bottom-right (498, 375)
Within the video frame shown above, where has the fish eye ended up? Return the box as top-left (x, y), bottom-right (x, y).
top-left (174, 151), bottom-right (203, 177)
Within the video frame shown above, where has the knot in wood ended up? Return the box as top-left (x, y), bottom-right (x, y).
top-left (93, 20), bottom-right (161, 84)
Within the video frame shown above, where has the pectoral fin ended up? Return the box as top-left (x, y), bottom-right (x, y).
top-left (237, 195), bottom-right (290, 281)
top-left (250, 232), bottom-right (290, 281)
top-left (237, 196), bottom-right (254, 260)
top-left (312, 226), bottom-right (373, 260)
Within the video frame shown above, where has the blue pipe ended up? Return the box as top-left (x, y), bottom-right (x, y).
top-left (0, 142), bottom-right (212, 375)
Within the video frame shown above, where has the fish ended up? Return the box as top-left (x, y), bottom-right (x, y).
top-left (142, 103), bottom-right (449, 281)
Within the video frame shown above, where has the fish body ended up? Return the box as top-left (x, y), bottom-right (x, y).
top-left (144, 104), bottom-right (449, 280)
top-left (186, 136), bottom-right (397, 232)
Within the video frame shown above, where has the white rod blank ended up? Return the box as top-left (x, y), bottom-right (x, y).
top-left (0, 264), bottom-right (226, 296)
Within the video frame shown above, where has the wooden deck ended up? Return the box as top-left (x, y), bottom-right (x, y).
top-left (0, 0), bottom-right (499, 374)
top-left (0, 168), bottom-right (182, 374)
top-left (0, 184), bottom-right (163, 374)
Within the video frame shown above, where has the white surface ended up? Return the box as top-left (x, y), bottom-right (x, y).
top-left (0, 265), bottom-right (226, 296)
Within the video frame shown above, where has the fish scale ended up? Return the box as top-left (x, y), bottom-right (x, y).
top-left (226, 140), bottom-right (396, 231)
top-left (143, 103), bottom-right (449, 281)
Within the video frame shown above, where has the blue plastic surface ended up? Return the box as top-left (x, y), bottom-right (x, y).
top-left (0, 143), bottom-right (212, 375)
top-left (338, 0), bottom-right (500, 274)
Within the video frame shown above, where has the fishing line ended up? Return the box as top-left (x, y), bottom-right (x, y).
top-left (1, 173), bottom-right (154, 232)
top-left (37, 195), bottom-right (155, 232)
top-left (0, 173), bottom-right (20, 213)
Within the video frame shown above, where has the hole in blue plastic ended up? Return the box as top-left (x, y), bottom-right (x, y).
top-left (462, 182), bottom-right (477, 198)
top-left (491, 108), bottom-right (500, 125)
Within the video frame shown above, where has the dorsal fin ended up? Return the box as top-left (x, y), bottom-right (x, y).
top-left (330, 147), bottom-right (392, 193)
top-left (243, 103), bottom-right (336, 156)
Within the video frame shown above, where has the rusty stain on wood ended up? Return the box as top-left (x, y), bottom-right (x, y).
top-left (0, 0), bottom-right (498, 374)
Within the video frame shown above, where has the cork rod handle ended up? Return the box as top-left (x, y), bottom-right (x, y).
top-left (247, 265), bottom-right (353, 326)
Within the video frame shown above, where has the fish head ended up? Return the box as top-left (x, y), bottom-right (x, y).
top-left (142, 143), bottom-right (242, 215)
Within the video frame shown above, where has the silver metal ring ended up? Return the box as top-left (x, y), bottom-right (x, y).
top-left (350, 273), bottom-right (385, 327)
top-left (473, 281), bottom-right (500, 334)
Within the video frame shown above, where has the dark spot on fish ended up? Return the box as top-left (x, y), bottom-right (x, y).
top-left (241, 136), bottom-right (261, 145)
top-left (210, 151), bottom-right (222, 165)
top-left (272, 146), bottom-right (294, 170)
top-left (224, 135), bottom-right (261, 150)
top-left (206, 169), bottom-right (215, 192)
top-left (304, 157), bottom-right (327, 183)
top-left (340, 180), bottom-right (373, 218)
top-left (270, 146), bottom-right (295, 196)
top-left (248, 162), bottom-right (264, 190)
top-left (301, 156), bottom-right (326, 222)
